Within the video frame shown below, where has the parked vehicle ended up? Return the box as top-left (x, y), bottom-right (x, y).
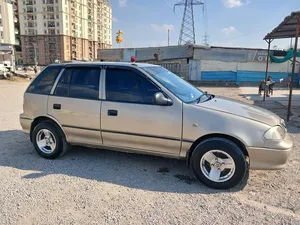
top-left (20, 62), bottom-right (292, 189)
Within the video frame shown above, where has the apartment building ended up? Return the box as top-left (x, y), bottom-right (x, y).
top-left (19, 0), bottom-right (112, 65)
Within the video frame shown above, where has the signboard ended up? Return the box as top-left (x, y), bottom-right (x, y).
top-left (253, 50), bottom-right (268, 62)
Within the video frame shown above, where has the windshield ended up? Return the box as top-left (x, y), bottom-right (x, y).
top-left (141, 66), bottom-right (207, 103)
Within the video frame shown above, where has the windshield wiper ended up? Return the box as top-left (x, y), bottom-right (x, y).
top-left (197, 91), bottom-right (208, 103)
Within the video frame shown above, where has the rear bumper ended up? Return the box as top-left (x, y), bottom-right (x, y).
top-left (19, 114), bottom-right (32, 135)
top-left (247, 135), bottom-right (293, 170)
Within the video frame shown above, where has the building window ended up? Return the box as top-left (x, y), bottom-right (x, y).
top-left (57, 29), bottom-right (60, 34)
top-left (55, 0), bottom-right (58, 3)
top-left (56, 14), bottom-right (59, 19)
top-left (65, 15), bottom-right (68, 19)
top-left (44, 30), bottom-right (47, 34)
top-left (47, 6), bottom-right (54, 12)
top-left (35, 15), bottom-right (37, 19)
top-left (44, 22), bottom-right (46, 27)
top-left (48, 29), bottom-right (55, 35)
top-left (44, 15), bottom-right (46, 19)
top-left (56, 6), bottom-right (59, 11)
top-left (48, 21), bottom-right (55, 27)
top-left (57, 22), bottom-right (59, 26)
top-left (25, 30), bottom-right (27, 34)
top-left (66, 23), bottom-right (68, 28)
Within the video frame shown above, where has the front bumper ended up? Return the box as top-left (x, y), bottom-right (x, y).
top-left (19, 114), bottom-right (32, 134)
top-left (247, 134), bottom-right (293, 170)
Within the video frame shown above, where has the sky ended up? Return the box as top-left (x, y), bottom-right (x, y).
top-left (110, 0), bottom-right (300, 49)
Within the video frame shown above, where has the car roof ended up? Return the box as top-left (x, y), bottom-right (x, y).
top-left (48, 62), bottom-right (160, 68)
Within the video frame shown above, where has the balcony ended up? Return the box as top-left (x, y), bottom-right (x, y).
top-left (48, 22), bottom-right (55, 27)
top-left (48, 29), bottom-right (55, 35)
top-left (48, 38), bottom-right (56, 42)
top-left (27, 8), bottom-right (34, 13)
top-left (47, 7), bottom-right (54, 12)
top-left (46, 0), bottom-right (54, 4)
top-left (26, 1), bottom-right (33, 5)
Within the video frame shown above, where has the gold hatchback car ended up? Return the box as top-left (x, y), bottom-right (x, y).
top-left (20, 62), bottom-right (292, 189)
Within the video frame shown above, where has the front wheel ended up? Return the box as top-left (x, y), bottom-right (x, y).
top-left (191, 138), bottom-right (248, 189)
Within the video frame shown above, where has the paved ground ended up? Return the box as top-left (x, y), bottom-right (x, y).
top-left (1, 80), bottom-right (300, 225)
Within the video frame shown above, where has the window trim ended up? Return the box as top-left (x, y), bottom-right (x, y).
top-left (51, 67), bottom-right (102, 100)
top-left (103, 67), bottom-right (164, 105)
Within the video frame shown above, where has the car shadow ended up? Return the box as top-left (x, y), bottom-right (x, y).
top-left (0, 130), bottom-right (248, 194)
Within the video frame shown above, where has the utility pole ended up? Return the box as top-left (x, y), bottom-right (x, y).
top-left (168, 29), bottom-right (170, 46)
top-left (174, 0), bottom-right (204, 45)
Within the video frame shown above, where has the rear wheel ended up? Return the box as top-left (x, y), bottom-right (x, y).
top-left (191, 137), bottom-right (248, 189)
top-left (32, 121), bottom-right (67, 159)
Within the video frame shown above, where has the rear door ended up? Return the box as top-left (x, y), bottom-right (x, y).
top-left (47, 66), bottom-right (102, 146)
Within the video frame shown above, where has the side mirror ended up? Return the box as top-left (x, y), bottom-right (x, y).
top-left (153, 92), bottom-right (173, 106)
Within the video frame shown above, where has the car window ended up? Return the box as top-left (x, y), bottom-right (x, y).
top-left (106, 68), bottom-right (160, 104)
top-left (141, 66), bottom-right (206, 103)
top-left (54, 68), bottom-right (100, 100)
top-left (27, 66), bottom-right (62, 95)
top-left (54, 69), bottom-right (71, 97)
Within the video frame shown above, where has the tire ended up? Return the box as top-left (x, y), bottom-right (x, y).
top-left (191, 137), bottom-right (248, 189)
top-left (32, 121), bottom-right (68, 159)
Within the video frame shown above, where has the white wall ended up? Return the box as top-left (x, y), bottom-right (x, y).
top-left (1, 1), bottom-right (15, 45)
top-left (200, 59), bottom-right (299, 73)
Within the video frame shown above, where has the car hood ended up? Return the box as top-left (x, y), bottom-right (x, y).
top-left (198, 96), bottom-right (281, 126)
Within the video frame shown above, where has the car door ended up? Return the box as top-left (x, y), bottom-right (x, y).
top-left (101, 67), bottom-right (182, 156)
top-left (47, 66), bottom-right (102, 146)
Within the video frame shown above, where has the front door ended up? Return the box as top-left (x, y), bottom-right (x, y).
top-left (101, 67), bottom-right (182, 156)
top-left (47, 66), bottom-right (102, 146)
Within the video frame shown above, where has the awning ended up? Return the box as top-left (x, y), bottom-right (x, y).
top-left (264, 11), bottom-right (300, 40)
top-left (263, 11), bottom-right (300, 122)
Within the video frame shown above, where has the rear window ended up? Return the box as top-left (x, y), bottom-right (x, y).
top-left (26, 66), bottom-right (62, 95)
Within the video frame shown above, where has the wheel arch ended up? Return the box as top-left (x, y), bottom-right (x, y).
top-left (186, 133), bottom-right (249, 166)
top-left (30, 116), bottom-right (66, 142)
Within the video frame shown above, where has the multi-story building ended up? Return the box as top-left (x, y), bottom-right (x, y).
top-left (12, 0), bottom-right (23, 64)
top-left (19, 0), bottom-right (112, 65)
top-left (0, 0), bottom-right (19, 66)
top-left (0, 0), bottom-right (16, 45)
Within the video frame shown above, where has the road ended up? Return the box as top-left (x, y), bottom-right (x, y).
top-left (0, 81), bottom-right (299, 225)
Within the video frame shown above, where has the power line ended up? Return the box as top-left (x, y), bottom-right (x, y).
top-left (158, 0), bottom-right (180, 20)
top-left (210, 26), bottom-right (274, 44)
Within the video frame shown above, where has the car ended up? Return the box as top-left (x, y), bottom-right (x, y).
top-left (20, 62), bottom-right (293, 189)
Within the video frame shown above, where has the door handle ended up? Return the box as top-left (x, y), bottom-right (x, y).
top-left (53, 104), bottom-right (61, 110)
top-left (107, 109), bottom-right (118, 116)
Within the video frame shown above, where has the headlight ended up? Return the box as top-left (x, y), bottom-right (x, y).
top-left (280, 119), bottom-right (286, 128)
top-left (264, 126), bottom-right (286, 140)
